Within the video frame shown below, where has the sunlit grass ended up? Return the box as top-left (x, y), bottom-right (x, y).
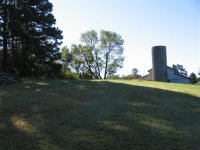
top-left (11, 116), bottom-right (37, 134)
top-left (106, 79), bottom-right (200, 97)
top-left (0, 79), bottom-right (200, 149)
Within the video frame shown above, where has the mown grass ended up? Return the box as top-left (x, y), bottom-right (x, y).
top-left (0, 79), bottom-right (200, 150)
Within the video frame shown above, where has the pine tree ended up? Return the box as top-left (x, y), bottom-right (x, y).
top-left (0, 0), bottom-right (63, 76)
top-left (1, 0), bottom-right (8, 71)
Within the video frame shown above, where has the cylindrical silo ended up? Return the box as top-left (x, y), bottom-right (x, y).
top-left (152, 46), bottom-right (167, 82)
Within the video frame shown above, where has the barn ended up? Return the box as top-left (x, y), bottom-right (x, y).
top-left (143, 66), bottom-right (191, 84)
top-left (142, 46), bottom-right (191, 84)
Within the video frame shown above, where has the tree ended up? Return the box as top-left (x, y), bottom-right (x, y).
top-left (197, 69), bottom-right (200, 83)
top-left (61, 46), bottom-right (72, 73)
top-left (71, 44), bottom-right (95, 79)
top-left (100, 30), bottom-right (124, 79)
top-left (61, 46), bottom-right (79, 79)
top-left (1, 0), bottom-right (8, 71)
top-left (189, 72), bottom-right (198, 84)
top-left (17, 0), bottom-right (63, 76)
top-left (61, 46), bottom-right (72, 66)
top-left (81, 30), bottom-right (102, 79)
top-left (68, 30), bottom-right (124, 79)
top-left (132, 68), bottom-right (139, 77)
top-left (0, 0), bottom-right (20, 71)
top-left (172, 64), bottom-right (188, 76)
top-left (0, 2), bottom-right (3, 68)
top-left (0, 0), bottom-right (63, 76)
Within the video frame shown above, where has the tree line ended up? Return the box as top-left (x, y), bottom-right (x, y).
top-left (0, 0), bottom-right (63, 77)
top-left (1, 1), bottom-right (198, 82)
top-left (0, 1), bottom-right (124, 79)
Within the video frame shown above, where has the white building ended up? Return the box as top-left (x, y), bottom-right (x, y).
top-left (143, 66), bottom-right (191, 84)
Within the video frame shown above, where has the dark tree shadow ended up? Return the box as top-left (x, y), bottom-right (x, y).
top-left (0, 80), bottom-right (200, 150)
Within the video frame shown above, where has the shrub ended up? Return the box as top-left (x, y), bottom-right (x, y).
top-left (61, 69), bottom-right (80, 80)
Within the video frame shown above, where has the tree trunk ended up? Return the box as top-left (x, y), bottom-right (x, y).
top-left (104, 54), bottom-right (108, 79)
top-left (2, 0), bottom-right (8, 71)
top-left (95, 51), bottom-right (101, 79)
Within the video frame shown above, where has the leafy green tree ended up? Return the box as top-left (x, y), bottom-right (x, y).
top-left (71, 44), bottom-right (95, 79)
top-left (61, 46), bottom-right (72, 66)
top-left (172, 64), bottom-right (188, 77)
top-left (81, 30), bottom-right (102, 79)
top-left (100, 30), bottom-right (124, 79)
top-left (189, 72), bottom-right (198, 84)
top-left (61, 46), bottom-right (72, 77)
top-left (68, 30), bottom-right (124, 79)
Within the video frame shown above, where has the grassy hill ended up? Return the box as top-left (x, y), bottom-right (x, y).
top-left (0, 79), bottom-right (200, 150)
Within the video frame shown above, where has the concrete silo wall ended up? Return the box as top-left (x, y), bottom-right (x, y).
top-left (152, 46), bottom-right (167, 81)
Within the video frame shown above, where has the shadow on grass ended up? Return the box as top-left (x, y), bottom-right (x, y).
top-left (0, 80), bottom-right (200, 150)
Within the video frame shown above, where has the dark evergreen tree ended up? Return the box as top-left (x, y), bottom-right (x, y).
top-left (0, 0), bottom-right (63, 77)
top-left (0, 1), bottom-right (3, 67)
top-left (189, 72), bottom-right (198, 84)
top-left (0, 0), bottom-right (18, 71)
top-left (1, 0), bottom-right (8, 71)
top-left (17, 0), bottom-right (63, 76)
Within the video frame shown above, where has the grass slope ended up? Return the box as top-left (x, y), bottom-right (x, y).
top-left (0, 79), bottom-right (200, 150)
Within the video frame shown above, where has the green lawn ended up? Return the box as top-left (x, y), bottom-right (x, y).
top-left (0, 79), bottom-right (200, 150)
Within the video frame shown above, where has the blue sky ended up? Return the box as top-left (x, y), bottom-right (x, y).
top-left (50, 0), bottom-right (200, 76)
